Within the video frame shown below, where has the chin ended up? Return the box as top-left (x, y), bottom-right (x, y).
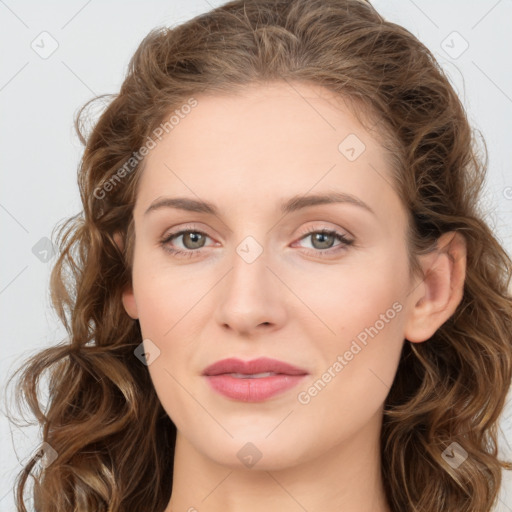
top-left (189, 428), bottom-right (311, 471)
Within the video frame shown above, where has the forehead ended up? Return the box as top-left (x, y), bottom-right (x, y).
top-left (135, 81), bottom-right (400, 219)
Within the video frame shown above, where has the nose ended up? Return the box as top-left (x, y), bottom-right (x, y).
top-left (214, 243), bottom-right (288, 336)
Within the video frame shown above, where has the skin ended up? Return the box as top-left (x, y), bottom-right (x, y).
top-left (120, 81), bottom-right (466, 512)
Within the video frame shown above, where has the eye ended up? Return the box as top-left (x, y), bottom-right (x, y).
top-left (160, 227), bottom-right (215, 258)
top-left (294, 228), bottom-right (354, 258)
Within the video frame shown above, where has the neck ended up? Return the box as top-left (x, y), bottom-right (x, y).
top-left (165, 409), bottom-right (392, 512)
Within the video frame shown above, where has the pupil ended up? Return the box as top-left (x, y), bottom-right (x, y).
top-left (185, 232), bottom-right (203, 248)
top-left (313, 232), bottom-right (333, 249)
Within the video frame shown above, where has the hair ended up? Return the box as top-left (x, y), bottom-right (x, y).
top-left (5, 0), bottom-right (512, 510)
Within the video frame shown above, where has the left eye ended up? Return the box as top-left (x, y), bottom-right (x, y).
top-left (295, 229), bottom-right (352, 251)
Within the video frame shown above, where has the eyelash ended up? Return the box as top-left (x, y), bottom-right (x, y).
top-left (159, 225), bottom-right (354, 259)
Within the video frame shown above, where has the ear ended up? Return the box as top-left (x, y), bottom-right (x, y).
top-left (113, 231), bottom-right (139, 320)
top-left (121, 285), bottom-right (139, 320)
top-left (404, 231), bottom-right (467, 343)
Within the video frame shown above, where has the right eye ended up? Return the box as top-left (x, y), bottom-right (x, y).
top-left (160, 228), bottom-right (215, 258)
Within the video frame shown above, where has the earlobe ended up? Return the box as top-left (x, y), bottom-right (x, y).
top-left (113, 231), bottom-right (124, 252)
top-left (122, 285), bottom-right (139, 320)
top-left (404, 231), bottom-right (467, 343)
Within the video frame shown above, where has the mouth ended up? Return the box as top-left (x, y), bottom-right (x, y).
top-left (222, 371), bottom-right (283, 379)
top-left (202, 357), bottom-right (308, 402)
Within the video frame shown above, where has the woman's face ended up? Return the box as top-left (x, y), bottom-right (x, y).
top-left (122, 81), bottom-right (421, 470)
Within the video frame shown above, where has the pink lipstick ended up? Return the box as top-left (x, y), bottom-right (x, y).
top-left (202, 357), bottom-right (308, 402)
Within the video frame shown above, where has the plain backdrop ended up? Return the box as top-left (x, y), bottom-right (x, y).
top-left (1, 0), bottom-right (511, 510)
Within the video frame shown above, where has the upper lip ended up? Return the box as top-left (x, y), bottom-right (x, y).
top-left (202, 357), bottom-right (308, 376)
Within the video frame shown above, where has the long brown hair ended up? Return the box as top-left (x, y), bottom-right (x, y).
top-left (5, 0), bottom-right (512, 510)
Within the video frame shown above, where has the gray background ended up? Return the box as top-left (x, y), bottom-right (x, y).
top-left (1, 0), bottom-right (511, 510)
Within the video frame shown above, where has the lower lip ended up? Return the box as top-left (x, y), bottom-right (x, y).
top-left (204, 374), bottom-right (307, 402)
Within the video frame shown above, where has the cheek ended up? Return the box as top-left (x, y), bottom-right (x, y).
top-left (293, 280), bottom-right (406, 444)
top-left (293, 253), bottom-right (408, 405)
top-left (292, 255), bottom-right (407, 347)
top-left (131, 257), bottom-right (198, 339)
top-left (130, 259), bottom-right (205, 412)
top-left (132, 276), bottom-right (198, 429)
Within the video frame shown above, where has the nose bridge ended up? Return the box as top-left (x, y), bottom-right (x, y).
top-left (214, 230), bottom-right (286, 333)
top-left (227, 233), bottom-right (271, 306)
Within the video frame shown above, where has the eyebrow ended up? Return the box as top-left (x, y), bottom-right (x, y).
top-left (144, 191), bottom-right (375, 217)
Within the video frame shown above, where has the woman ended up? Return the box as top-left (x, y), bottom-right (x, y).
top-left (6, 0), bottom-right (512, 510)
